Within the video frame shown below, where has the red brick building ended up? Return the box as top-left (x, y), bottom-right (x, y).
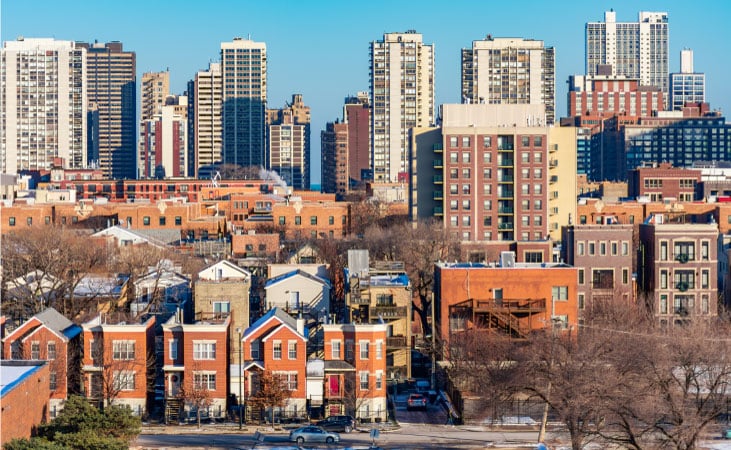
top-left (627, 163), bottom-right (701, 202)
top-left (321, 323), bottom-right (388, 422)
top-left (161, 314), bottom-right (231, 422)
top-left (0, 360), bottom-right (51, 445)
top-left (2, 308), bottom-right (82, 416)
top-left (434, 260), bottom-right (579, 349)
top-left (240, 308), bottom-right (308, 421)
top-left (80, 315), bottom-right (156, 415)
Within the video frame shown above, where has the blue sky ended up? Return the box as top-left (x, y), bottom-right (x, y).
top-left (3, 0), bottom-right (730, 185)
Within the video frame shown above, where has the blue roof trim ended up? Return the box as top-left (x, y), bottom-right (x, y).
top-left (1, 363), bottom-right (45, 398)
top-left (62, 324), bottom-right (83, 340)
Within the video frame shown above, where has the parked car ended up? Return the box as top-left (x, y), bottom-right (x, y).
top-left (288, 426), bottom-right (340, 444)
top-left (316, 415), bottom-right (356, 433)
top-left (407, 393), bottom-right (428, 411)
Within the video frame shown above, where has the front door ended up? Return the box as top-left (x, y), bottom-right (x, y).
top-left (169, 372), bottom-right (181, 397)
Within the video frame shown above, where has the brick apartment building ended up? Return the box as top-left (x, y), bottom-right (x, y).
top-left (434, 259), bottom-right (579, 349)
top-left (161, 313), bottom-right (231, 422)
top-left (81, 315), bottom-right (156, 415)
top-left (627, 163), bottom-right (701, 202)
top-left (0, 360), bottom-right (51, 445)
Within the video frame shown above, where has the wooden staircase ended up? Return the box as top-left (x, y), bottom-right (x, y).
top-left (165, 398), bottom-right (182, 424)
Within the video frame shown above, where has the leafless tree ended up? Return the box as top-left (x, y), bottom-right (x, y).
top-left (247, 369), bottom-right (292, 426)
top-left (177, 364), bottom-right (214, 428)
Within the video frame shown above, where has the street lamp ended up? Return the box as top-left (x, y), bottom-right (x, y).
top-left (236, 327), bottom-right (244, 429)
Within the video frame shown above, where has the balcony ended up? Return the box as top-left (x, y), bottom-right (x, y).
top-left (497, 175), bottom-right (514, 182)
top-left (433, 206), bottom-right (443, 215)
top-left (433, 191), bottom-right (443, 200)
top-left (433, 160), bottom-right (443, 168)
top-left (372, 305), bottom-right (408, 319)
top-left (387, 336), bottom-right (408, 348)
top-left (433, 174), bottom-right (443, 184)
top-left (675, 282), bottom-right (693, 292)
top-left (433, 143), bottom-right (443, 152)
top-left (497, 189), bottom-right (514, 199)
top-left (498, 207), bottom-right (514, 214)
top-left (549, 160), bottom-right (558, 168)
top-left (675, 253), bottom-right (693, 264)
top-left (498, 159), bottom-right (514, 167)
top-left (498, 223), bottom-right (514, 230)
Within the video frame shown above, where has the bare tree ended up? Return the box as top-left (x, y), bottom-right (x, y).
top-left (247, 369), bottom-right (292, 426)
top-left (177, 365), bottom-right (215, 428)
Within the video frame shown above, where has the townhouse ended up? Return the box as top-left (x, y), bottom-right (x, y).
top-left (80, 314), bottom-right (156, 415)
top-left (1, 308), bottom-right (82, 415)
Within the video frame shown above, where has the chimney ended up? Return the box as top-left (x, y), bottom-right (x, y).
top-left (296, 317), bottom-right (305, 337)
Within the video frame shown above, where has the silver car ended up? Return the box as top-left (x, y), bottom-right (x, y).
top-left (288, 426), bottom-right (340, 445)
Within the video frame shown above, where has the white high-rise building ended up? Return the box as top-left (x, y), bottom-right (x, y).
top-left (586, 10), bottom-right (669, 99)
top-left (221, 38), bottom-right (267, 169)
top-left (1, 38), bottom-right (87, 174)
top-left (669, 49), bottom-right (705, 111)
top-left (188, 62), bottom-right (223, 178)
top-left (370, 31), bottom-right (434, 183)
top-left (461, 36), bottom-right (555, 125)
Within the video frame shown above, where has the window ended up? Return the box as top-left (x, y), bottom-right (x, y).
top-left (674, 270), bottom-right (695, 290)
top-left (450, 200), bottom-right (458, 211)
top-left (450, 152), bottom-right (458, 163)
top-left (578, 294), bottom-right (585, 310)
top-left (47, 342), bottom-right (56, 360)
top-left (622, 242), bottom-right (629, 256)
top-left (113, 371), bottom-right (135, 391)
top-left (521, 136), bottom-right (530, 147)
top-left (360, 371), bottom-right (369, 390)
top-left (521, 199), bottom-right (530, 211)
top-left (462, 184), bottom-right (470, 194)
top-left (159, 216), bottom-right (166, 226)
top-left (449, 137), bottom-right (458, 147)
top-left (611, 242), bottom-right (618, 255)
top-left (592, 270), bottom-right (614, 289)
top-left (483, 152), bottom-right (492, 163)
top-left (213, 301), bottom-right (230, 314)
top-left (26, 217), bottom-right (32, 226)
top-left (279, 216), bottom-right (286, 225)
top-left (175, 216), bottom-right (182, 226)
top-left (600, 242), bottom-right (607, 255)
top-left (534, 152), bottom-right (543, 162)
top-left (462, 152), bottom-right (471, 163)
top-left (522, 168), bottom-right (530, 179)
top-left (701, 270), bottom-right (710, 289)
top-left (50, 371), bottom-right (57, 390)
top-left (251, 340), bottom-right (260, 360)
top-left (288, 341), bottom-right (297, 360)
top-left (588, 242), bottom-right (595, 255)
top-left (45, 216), bottom-right (51, 225)
top-left (462, 216), bottom-right (470, 226)
top-left (450, 184), bottom-right (458, 194)
top-left (462, 168), bottom-right (471, 179)
top-left (143, 216), bottom-right (150, 226)
top-left (275, 372), bottom-right (298, 390)
top-left (31, 342), bottom-right (40, 359)
top-left (376, 371), bottom-right (383, 390)
top-left (522, 184), bottom-right (530, 195)
top-left (113, 341), bottom-right (135, 360)
top-left (578, 242), bottom-right (585, 256)
top-left (534, 200), bottom-right (542, 210)
top-left (345, 340), bottom-right (354, 360)
top-left (273, 341), bottom-right (282, 360)
top-left (310, 216), bottom-right (317, 225)
top-left (674, 242), bottom-right (695, 262)
top-left (360, 341), bottom-right (370, 360)
top-left (462, 136), bottom-right (470, 147)
top-left (660, 241), bottom-right (668, 260)
top-left (533, 168), bottom-right (542, 179)
top-left (194, 372), bottom-right (216, 390)
top-left (331, 340), bottom-right (341, 359)
top-left (660, 294), bottom-right (668, 314)
top-left (193, 342), bottom-right (216, 360)
top-left (552, 286), bottom-right (568, 301)
top-left (701, 241), bottom-right (709, 260)
top-left (702, 295), bottom-right (710, 314)
top-left (534, 136), bottom-right (543, 147)
top-left (534, 184), bottom-right (542, 194)
top-left (169, 339), bottom-right (178, 360)
top-left (578, 269), bottom-right (584, 284)
top-left (483, 136), bottom-right (492, 147)
top-left (534, 215), bottom-right (543, 226)
top-left (484, 200), bottom-right (492, 211)
top-left (295, 216), bottom-right (301, 225)
top-left (376, 341), bottom-right (383, 359)
top-left (483, 168), bottom-right (492, 179)
top-left (660, 270), bottom-right (668, 289)
top-left (525, 251), bottom-right (543, 263)
top-left (462, 200), bottom-right (470, 210)
top-left (450, 168), bottom-right (459, 179)
top-left (9, 217), bottom-right (15, 226)
top-left (623, 269), bottom-right (629, 284)
top-left (329, 216), bottom-right (334, 225)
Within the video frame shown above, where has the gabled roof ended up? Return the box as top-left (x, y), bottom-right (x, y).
top-left (264, 269), bottom-right (330, 289)
top-left (92, 225), bottom-right (170, 249)
top-left (198, 259), bottom-right (251, 280)
top-left (243, 307), bottom-right (305, 341)
top-left (4, 307), bottom-right (81, 342)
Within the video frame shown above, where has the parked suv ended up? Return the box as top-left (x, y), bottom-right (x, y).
top-left (407, 393), bottom-right (428, 411)
top-left (316, 415), bottom-right (356, 433)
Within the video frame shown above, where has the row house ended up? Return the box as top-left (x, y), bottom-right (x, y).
top-left (161, 313), bottom-right (230, 423)
top-left (81, 314), bottom-right (156, 415)
top-left (345, 255), bottom-right (411, 380)
top-left (2, 308), bottom-right (82, 416)
top-left (319, 323), bottom-right (388, 422)
top-left (562, 224), bottom-right (635, 319)
top-left (239, 308), bottom-right (308, 421)
top-left (638, 218), bottom-right (718, 327)
top-left (434, 259), bottom-right (579, 351)
top-left (195, 260), bottom-right (251, 365)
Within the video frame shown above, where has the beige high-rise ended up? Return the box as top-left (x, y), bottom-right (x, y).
top-left (461, 37), bottom-right (555, 125)
top-left (370, 31), bottom-right (434, 183)
top-left (188, 63), bottom-right (223, 178)
top-left (141, 71), bottom-right (170, 121)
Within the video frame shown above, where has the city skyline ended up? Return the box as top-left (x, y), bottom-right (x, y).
top-left (2, 0), bottom-right (730, 184)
